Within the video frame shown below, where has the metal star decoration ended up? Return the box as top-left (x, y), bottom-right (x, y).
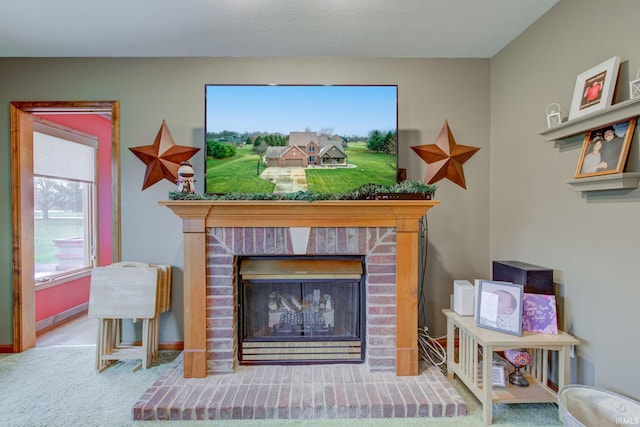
top-left (411, 120), bottom-right (480, 189)
top-left (129, 120), bottom-right (200, 190)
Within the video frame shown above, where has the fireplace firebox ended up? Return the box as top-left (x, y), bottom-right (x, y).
top-left (238, 256), bottom-right (365, 364)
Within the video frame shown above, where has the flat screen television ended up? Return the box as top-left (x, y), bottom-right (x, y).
top-left (204, 84), bottom-right (398, 196)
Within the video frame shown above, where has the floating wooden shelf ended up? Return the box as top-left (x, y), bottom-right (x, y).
top-left (538, 97), bottom-right (640, 141)
top-left (567, 172), bottom-right (640, 192)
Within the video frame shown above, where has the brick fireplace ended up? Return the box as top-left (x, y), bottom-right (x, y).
top-left (211, 229), bottom-right (393, 372)
top-left (160, 199), bottom-right (439, 378)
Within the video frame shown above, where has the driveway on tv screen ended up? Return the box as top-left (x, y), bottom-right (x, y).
top-left (260, 166), bottom-right (308, 193)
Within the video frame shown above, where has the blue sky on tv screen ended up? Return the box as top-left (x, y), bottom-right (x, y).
top-left (205, 85), bottom-right (397, 137)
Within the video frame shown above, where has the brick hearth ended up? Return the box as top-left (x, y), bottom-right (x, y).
top-left (133, 354), bottom-right (466, 421)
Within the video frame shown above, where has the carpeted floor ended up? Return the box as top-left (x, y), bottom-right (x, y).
top-left (0, 346), bottom-right (563, 426)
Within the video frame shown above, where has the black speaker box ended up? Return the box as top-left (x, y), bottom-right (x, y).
top-left (492, 260), bottom-right (553, 295)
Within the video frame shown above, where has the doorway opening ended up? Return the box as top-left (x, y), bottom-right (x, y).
top-left (10, 101), bottom-right (120, 352)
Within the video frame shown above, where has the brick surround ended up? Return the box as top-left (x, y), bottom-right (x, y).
top-left (206, 226), bottom-right (397, 374)
top-left (159, 199), bottom-right (440, 378)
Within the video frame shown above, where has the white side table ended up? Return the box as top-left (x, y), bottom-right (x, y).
top-left (443, 309), bottom-right (579, 425)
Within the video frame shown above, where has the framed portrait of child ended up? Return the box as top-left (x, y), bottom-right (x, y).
top-left (476, 280), bottom-right (524, 336)
top-left (569, 56), bottom-right (620, 120)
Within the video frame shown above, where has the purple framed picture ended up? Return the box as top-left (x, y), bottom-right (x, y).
top-left (522, 293), bottom-right (558, 334)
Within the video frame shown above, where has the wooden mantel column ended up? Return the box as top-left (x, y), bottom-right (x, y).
top-left (394, 211), bottom-right (423, 376)
top-left (160, 199), bottom-right (439, 378)
top-left (162, 203), bottom-right (211, 378)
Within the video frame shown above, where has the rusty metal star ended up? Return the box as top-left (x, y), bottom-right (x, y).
top-left (129, 121), bottom-right (200, 190)
top-left (411, 120), bottom-right (480, 189)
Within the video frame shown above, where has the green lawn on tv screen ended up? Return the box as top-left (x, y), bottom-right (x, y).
top-left (205, 142), bottom-right (396, 195)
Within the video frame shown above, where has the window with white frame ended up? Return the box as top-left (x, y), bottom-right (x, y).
top-left (33, 120), bottom-right (98, 285)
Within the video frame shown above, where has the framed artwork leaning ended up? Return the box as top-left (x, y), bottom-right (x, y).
top-left (574, 117), bottom-right (636, 179)
top-left (476, 280), bottom-right (524, 336)
top-left (569, 56), bottom-right (620, 120)
top-left (522, 293), bottom-right (558, 334)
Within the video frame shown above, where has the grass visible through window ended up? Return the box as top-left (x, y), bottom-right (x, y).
top-left (34, 213), bottom-right (83, 264)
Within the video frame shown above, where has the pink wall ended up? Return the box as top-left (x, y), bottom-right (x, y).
top-left (34, 113), bottom-right (113, 322)
top-left (35, 276), bottom-right (91, 320)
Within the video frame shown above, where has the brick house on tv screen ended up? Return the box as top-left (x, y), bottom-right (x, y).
top-left (265, 131), bottom-right (347, 168)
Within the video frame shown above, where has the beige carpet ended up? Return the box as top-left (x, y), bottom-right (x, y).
top-left (0, 346), bottom-right (562, 426)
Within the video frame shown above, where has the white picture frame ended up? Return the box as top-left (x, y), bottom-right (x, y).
top-left (492, 362), bottom-right (507, 387)
top-left (476, 280), bottom-right (524, 336)
top-left (569, 56), bottom-right (620, 120)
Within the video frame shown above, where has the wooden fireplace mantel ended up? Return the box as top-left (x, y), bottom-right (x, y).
top-left (159, 199), bottom-right (439, 377)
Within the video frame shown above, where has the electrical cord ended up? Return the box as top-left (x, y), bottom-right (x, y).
top-left (418, 326), bottom-right (447, 374)
top-left (415, 213), bottom-right (448, 373)
top-left (417, 214), bottom-right (428, 329)
top-left (418, 215), bottom-right (447, 373)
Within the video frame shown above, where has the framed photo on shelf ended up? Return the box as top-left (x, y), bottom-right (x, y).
top-left (476, 280), bottom-right (524, 336)
top-left (522, 293), bottom-right (558, 334)
top-left (573, 117), bottom-right (636, 179)
top-left (492, 361), bottom-right (507, 387)
top-left (569, 56), bottom-right (620, 120)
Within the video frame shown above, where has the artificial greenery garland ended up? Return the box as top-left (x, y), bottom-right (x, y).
top-left (168, 180), bottom-right (436, 202)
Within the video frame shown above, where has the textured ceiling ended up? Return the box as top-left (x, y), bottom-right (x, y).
top-left (0, 0), bottom-right (558, 58)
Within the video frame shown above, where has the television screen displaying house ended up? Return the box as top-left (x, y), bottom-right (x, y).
top-left (204, 84), bottom-right (398, 195)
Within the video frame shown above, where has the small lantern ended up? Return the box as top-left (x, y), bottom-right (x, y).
top-left (630, 69), bottom-right (640, 99)
top-left (177, 161), bottom-right (196, 194)
top-left (545, 103), bottom-right (562, 128)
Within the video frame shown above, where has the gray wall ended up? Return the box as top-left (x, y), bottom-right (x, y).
top-left (0, 57), bottom-right (490, 348)
top-left (491, 0), bottom-right (640, 399)
top-left (2, 0), bottom-right (636, 402)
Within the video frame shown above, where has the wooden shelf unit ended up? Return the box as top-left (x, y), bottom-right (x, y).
top-left (443, 309), bottom-right (579, 425)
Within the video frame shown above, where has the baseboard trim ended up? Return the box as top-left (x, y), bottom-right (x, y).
top-left (158, 342), bottom-right (184, 351)
top-left (119, 341), bottom-right (185, 351)
top-left (36, 303), bottom-right (89, 335)
top-left (0, 342), bottom-right (184, 353)
top-left (160, 342), bottom-right (184, 351)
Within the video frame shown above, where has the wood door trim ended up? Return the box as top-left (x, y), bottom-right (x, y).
top-left (9, 100), bottom-right (120, 352)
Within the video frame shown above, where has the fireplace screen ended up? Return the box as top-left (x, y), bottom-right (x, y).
top-left (238, 257), bottom-right (365, 364)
